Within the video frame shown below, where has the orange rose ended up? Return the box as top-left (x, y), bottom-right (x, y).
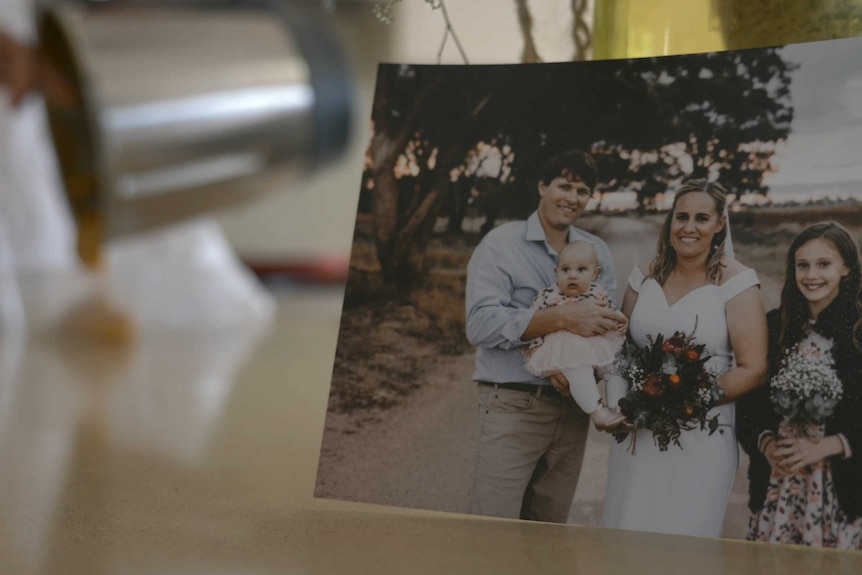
top-left (643, 374), bottom-right (664, 396)
top-left (684, 404), bottom-right (695, 417)
top-left (685, 349), bottom-right (700, 362)
top-left (667, 374), bottom-right (682, 387)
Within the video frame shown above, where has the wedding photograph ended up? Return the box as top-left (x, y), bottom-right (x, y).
top-left (315, 35), bottom-right (862, 550)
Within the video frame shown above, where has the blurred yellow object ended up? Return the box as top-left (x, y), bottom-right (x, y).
top-left (56, 288), bottom-right (137, 347)
top-left (594, 0), bottom-right (862, 59)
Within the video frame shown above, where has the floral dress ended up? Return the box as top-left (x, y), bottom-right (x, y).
top-left (747, 331), bottom-right (862, 549)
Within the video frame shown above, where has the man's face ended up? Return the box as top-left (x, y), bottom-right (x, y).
top-left (538, 176), bottom-right (592, 231)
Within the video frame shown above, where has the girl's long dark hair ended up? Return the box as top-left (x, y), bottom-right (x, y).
top-left (778, 222), bottom-right (862, 353)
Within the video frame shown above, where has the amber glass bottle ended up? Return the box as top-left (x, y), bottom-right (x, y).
top-left (593, 0), bottom-right (862, 58)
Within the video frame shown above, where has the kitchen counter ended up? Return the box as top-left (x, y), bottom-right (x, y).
top-left (0, 287), bottom-right (859, 574)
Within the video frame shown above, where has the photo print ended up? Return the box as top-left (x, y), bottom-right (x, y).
top-left (316, 36), bottom-right (862, 551)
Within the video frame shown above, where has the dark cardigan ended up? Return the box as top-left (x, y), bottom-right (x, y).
top-left (736, 296), bottom-right (862, 521)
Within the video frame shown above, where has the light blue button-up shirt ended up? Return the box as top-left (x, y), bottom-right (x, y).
top-left (465, 211), bottom-right (617, 385)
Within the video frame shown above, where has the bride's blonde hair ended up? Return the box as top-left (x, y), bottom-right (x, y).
top-left (650, 179), bottom-right (728, 286)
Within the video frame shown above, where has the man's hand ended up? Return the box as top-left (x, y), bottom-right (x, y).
top-left (522, 299), bottom-right (627, 342)
top-left (548, 372), bottom-right (571, 397)
top-left (557, 299), bottom-right (627, 337)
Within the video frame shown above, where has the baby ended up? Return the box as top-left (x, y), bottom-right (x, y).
top-left (526, 240), bottom-right (625, 428)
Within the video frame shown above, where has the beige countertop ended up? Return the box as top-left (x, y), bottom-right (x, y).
top-left (0, 288), bottom-right (859, 574)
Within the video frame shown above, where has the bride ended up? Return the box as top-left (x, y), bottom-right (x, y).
top-left (600, 178), bottom-right (768, 538)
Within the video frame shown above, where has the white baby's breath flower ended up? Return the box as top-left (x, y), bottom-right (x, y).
top-left (770, 341), bottom-right (843, 423)
top-left (626, 365), bottom-right (646, 391)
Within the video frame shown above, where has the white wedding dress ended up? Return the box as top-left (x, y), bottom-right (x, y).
top-left (601, 265), bottom-right (759, 538)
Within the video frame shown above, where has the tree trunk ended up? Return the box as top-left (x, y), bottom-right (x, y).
top-left (370, 131), bottom-right (402, 285)
top-left (368, 68), bottom-right (495, 287)
top-left (374, 144), bottom-right (470, 288)
top-left (446, 176), bottom-right (472, 234)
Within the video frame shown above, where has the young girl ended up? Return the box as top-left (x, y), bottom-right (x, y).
top-left (525, 240), bottom-right (625, 428)
top-left (738, 222), bottom-right (862, 549)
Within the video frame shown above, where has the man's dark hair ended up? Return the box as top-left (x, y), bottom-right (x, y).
top-left (538, 150), bottom-right (598, 190)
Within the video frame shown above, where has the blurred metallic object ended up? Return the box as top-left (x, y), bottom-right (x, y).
top-left (37, 0), bottom-right (353, 257)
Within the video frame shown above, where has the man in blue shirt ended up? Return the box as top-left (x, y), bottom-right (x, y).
top-left (465, 149), bottom-right (625, 523)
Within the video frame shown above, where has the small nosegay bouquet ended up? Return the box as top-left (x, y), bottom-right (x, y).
top-left (769, 334), bottom-right (842, 430)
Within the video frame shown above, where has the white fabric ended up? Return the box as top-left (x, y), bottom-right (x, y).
top-left (723, 206), bottom-right (734, 259)
top-left (0, 0), bottom-right (35, 41)
top-left (0, 98), bottom-right (78, 271)
top-left (105, 219), bottom-right (276, 329)
top-left (0, 1), bottom-right (78, 331)
top-left (525, 330), bottom-right (624, 376)
top-left (0, 223), bottom-right (26, 329)
top-left (0, 0), bottom-right (78, 272)
top-left (600, 264), bottom-right (759, 538)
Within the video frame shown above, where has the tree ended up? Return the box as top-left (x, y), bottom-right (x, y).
top-left (591, 48), bottom-right (796, 200)
top-left (368, 65), bottom-right (501, 285)
top-left (365, 47), bottom-right (796, 286)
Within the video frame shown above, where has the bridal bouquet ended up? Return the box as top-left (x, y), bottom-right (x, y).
top-left (770, 336), bottom-right (843, 427)
top-left (612, 327), bottom-right (725, 451)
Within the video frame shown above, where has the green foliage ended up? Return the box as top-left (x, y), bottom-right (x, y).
top-left (368, 46), bottom-right (796, 283)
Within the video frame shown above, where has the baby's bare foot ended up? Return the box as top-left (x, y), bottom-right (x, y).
top-left (590, 405), bottom-right (626, 430)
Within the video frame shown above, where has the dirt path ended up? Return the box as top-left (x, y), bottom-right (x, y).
top-left (316, 353), bottom-right (477, 513)
top-left (316, 215), bottom-right (783, 539)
